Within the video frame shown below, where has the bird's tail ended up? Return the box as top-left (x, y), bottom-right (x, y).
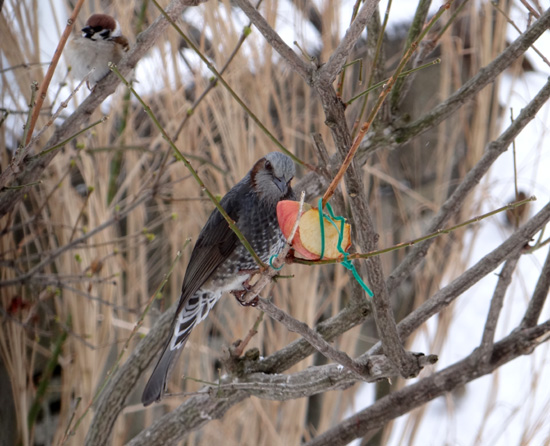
top-left (141, 335), bottom-right (187, 406)
top-left (142, 291), bottom-right (218, 406)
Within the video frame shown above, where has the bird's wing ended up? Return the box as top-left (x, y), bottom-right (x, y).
top-left (175, 187), bottom-right (245, 315)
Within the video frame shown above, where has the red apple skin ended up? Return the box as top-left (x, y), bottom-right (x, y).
top-left (276, 201), bottom-right (319, 260)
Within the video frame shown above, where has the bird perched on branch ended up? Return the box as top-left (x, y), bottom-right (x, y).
top-left (65, 13), bottom-right (129, 90)
top-left (142, 152), bottom-right (296, 406)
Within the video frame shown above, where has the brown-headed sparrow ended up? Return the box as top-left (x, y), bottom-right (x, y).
top-left (66, 13), bottom-right (129, 90)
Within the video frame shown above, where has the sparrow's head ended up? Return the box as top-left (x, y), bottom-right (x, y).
top-left (81, 14), bottom-right (122, 41)
top-left (250, 152), bottom-right (295, 205)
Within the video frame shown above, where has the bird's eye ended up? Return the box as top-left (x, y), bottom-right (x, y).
top-left (265, 160), bottom-right (273, 171)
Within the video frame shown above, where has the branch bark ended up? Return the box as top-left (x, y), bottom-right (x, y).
top-left (392, 7), bottom-right (550, 144)
top-left (477, 252), bottom-right (521, 363)
top-left (386, 74), bottom-right (550, 293)
top-left (0, 0), bottom-right (206, 215)
top-left (521, 247), bottom-right (550, 327)
top-left (304, 320), bottom-right (550, 446)
top-left (84, 304), bottom-right (176, 446)
top-left (318, 0), bottom-right (381, 84)
top-left (381, 200), bottom-right (550, 355)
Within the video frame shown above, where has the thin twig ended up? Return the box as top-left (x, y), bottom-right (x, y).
top-left (0, 193), bottom-right (151, 287)
top-left (476, 253), bottom-right (521, 364)
top-left (319, 0), bottom-right (381, 85)
top-left (28, 74), bottom-right (90, 148)
top-left (231, 312), bottom-right (265, 357)
top-left (24, 0), bottom-right (86, 145)
top-left (322, 2), bottom-right (452, 207)
top-left (394, 7), bottom-right (550, 144)
top-left (153, 0), bottom-right (312, 171)
top-left (294, 196), bottom-right (536, 265)
top-left (387, 74), bottom-right (550, 293)
top-left (38, 117), bottom-right (109, 156)
top-left (173, 0), bottom-right (264, 141)
top-left (110, 63), bottom-right (266, 268)
top-left (521, 248), bottom-right (550, 327)
top-left (492, 1), bottom-right (550, 68)
top-left (20, 82), bottom-right (38, 150)
top-left (233, 0), bottom-right (312, 80)
top-left (352, 0), bottom-right (392, 139)
top-left (255, 297), bottom-right (367, 379)
top-left (61, 250), bottom-right (183, 443)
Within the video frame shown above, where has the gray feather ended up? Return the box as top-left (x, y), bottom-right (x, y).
top-left (141, 152), bottom-right (295, 405)
top-left (141, 339), bottom-right (185, 406)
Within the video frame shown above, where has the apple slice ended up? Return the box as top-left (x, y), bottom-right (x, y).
top-left (276, 200), bottom-right (316, 260)
top-left (277, 200), bottom-right (352, 260)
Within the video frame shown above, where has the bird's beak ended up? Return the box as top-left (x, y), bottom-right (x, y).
top-left (274, 177), bottom-right (287, 193)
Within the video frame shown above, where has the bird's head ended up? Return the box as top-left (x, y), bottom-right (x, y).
top-left (81, 14), bottom-right (122, 41)
top-left (250, 152), bottom-right (295, 205)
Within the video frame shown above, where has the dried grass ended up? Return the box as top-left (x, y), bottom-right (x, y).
top-left (0, 1), bottom-right (539, 445)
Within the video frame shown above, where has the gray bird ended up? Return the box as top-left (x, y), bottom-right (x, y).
top-left (142, 152), bottom-right (296, 406)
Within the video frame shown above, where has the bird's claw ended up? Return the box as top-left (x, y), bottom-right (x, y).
top-left (232, 289), bottom-right (259, 307)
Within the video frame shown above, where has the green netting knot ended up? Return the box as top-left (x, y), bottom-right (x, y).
top-left (318, 198), bottom-right (374, 298)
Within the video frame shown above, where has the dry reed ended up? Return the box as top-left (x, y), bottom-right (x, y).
top-left (0, 1), bottom-right (547, 445)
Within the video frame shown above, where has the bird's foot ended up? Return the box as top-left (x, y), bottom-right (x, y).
top-left (231, 278), bottom-right (259, 307)
top-left (232, 269), bottom-right (264, 306)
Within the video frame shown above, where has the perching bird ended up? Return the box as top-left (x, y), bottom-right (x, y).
top-left (142, 152), bottom-right (296, 406)
top-left (65, 13), bottom-right (129, 90)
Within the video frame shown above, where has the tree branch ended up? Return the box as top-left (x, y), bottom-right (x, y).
top-left (254, 297), bottom-right (369, 379)
top-left (84, 303), bottom-right (176, 446)
top-left (386, 74), bottom-right (550, 293)
top-left (232, 0), bottom-right (313, 82)
top-left (393, 7), bottom-right (550, 144)
top-left (319, 0), bottom-right (381, 84)
top-left (0, 0), bottom-right (206, 215)
top-left (521, 247), bottom-right (550, 327)
top-left (304, 321), bottom-right (550, 446)
top-left (477, 252), bottom-right (521, 364)
top-left (382, 200), bottom-right (550, 354)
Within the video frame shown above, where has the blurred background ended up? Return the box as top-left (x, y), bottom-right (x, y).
top-left (1, 0), bottom-right (549, 445)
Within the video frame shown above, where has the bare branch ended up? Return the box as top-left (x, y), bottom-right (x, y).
top-left (383, 201), bottom-right (550, 354)
top-left (233, 0), bottom-right (313, 82)
top-left (477, 252), bottom-right (521, 364)
top-left (386, 74), bottom-right (550, 293)
top-left (304, 321), bottom-right (550, 446)
top-left (125, 352), bottom-right (436, 446)
top-left (319, 0), bottom-right (381, 84)
top-left (85, 303), bottom-right (176, 446)
top-left (0, 193), bottom-right (151, 287)
top-left (521, 247), bottom-right (550, 327)
top-left (247, 300), bottom-right (370, 374)
top-left (255, 297), bottom-right (368, 379)
top-left (125, 390), bottom-right (249, 446)
top-left (393, 7), bottom-right (550, 144)
top-left (221, 353), bottom-right (436, 400)
top-left (0, 0), bottom-right (204, 214)
top-left (345, 174), bottom-right (422, 378)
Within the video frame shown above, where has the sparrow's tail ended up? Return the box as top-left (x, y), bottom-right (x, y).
top-left (141, 291), bottom-right (219, 406)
